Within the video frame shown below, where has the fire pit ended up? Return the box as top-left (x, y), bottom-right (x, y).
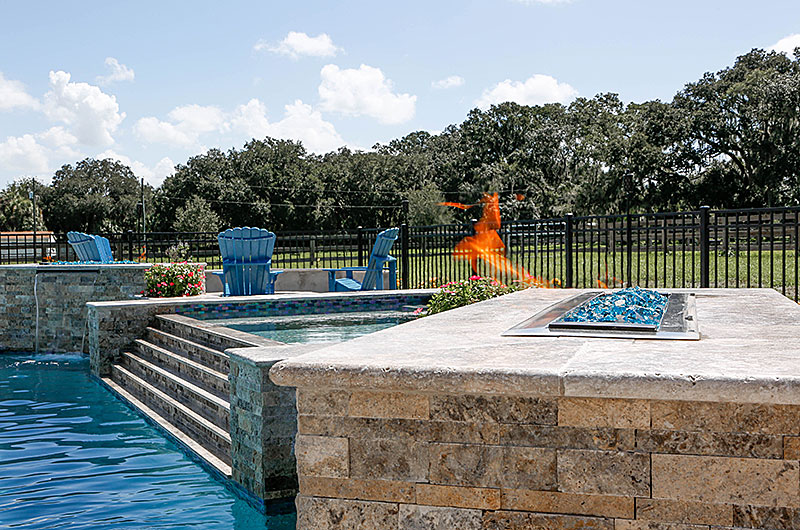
top-left (502, 286), bottom-right (699, 340)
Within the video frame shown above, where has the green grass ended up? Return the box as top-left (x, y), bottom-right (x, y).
top-left (403, 247), bottom-right (799, 301)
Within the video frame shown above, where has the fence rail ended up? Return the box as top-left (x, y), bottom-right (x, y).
top-left (2, 205), bottom-right (798, 301)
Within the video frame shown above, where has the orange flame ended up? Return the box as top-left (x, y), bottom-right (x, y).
top-left (597, 257), bottom-right (623, 289)
top-left (445, 193), bottom-right (558, 287)
top-left (438, 201), bottom-right (472, 210)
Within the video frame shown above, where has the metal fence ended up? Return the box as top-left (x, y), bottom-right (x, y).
top-left (2, 205), bottom-right (798, 301)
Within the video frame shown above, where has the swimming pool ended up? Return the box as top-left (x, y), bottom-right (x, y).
top-left (214, 310), bottom-right (416, 344)
top-left (0, 354), bottom-right (294, 529)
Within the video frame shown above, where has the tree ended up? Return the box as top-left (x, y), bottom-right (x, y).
top-left (407, 182), bottom-right (453, 226)
top-left (673, 49), bottom-right (800, 207)
top-left (0, 178), bottom-right (47, 231)
top-left (41, 158), bottom-right (146, 233)
top-left (173, 196), bottom-right (222, 232)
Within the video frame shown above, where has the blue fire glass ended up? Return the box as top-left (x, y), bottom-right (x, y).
top-left (560, 286), bottom-right (668, 327)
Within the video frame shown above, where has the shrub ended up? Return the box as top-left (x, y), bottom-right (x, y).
top-left (424, 276), bottom-right (523, 315)
top-left (165, 242), bottom-right (191, 262)
top-left (144, 262), bottom-right (204, 298)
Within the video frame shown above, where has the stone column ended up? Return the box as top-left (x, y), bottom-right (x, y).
top-left (228, 344), bottom-right (326, 503)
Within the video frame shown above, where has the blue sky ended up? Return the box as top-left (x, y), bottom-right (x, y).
top-left (1, 0), bottom-right (799, 187)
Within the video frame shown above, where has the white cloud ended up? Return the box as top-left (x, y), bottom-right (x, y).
top-left (137, 98), bottom-right (345, 154)
top-left (168, 104), bottom-right (227, 133)
top-left (0, 128), bottom-right (82, 178)
top-left (97, 149), bottom-right (175, 186)
top-left (96, 57), bottom-right (135, 85)
top-left (0, 135), bottom-right (50, 173)
top-left (769, 34), bottom-right (800, 56)
top-left (0, 72), bottom-right (39, 111)
top-left (43, 70), bottom-right (125, 146)
top-left (318, 64), bottom-right (416, 124)
top-left (231, 98), bottom-right (345, 153)
top-left (134, 104), bottom-right (226, 148)
top-left (475, 74), bottom-right (578, 109)
top-left (256, 31), bottom-right (340, 59)
top-left (432, 75), bottom-right (465, 90)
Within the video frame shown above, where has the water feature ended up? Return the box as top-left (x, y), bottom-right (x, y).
top-left (0, 354), bottom-right (294, 529)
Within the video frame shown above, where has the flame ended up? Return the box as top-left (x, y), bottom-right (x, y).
top-left (445, 193), bottom-right (558, 287)
top-left (438, 201), bottom-right (472, 210)
top-left (597, 257), bottom-right (623, 289)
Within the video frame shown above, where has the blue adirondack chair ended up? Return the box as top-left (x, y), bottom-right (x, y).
top-left (325, 227), bottom-right (399, 292)
top-left (67, 231), bottom-right (114, 262)
top-left (217, 227), bottom-right (283, 295)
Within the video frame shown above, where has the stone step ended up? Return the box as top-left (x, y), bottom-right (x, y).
top-left (102, 374), bottom-right (232, 478)
top-left (155, 314), bottom-right (261, 352)
top-left (145, 326), bottom-right (229, 374)
top-left (120, 351), bottom-right (230, 432)
top-left (109, 364), bottom-right (232, 469)
top-left (135, 338), bottom-right (229, 399)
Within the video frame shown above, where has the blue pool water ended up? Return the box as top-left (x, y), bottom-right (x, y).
top-left (0, 354), bottom-right (294, 529)
top-left (217, 311), bottom-right (416, 344)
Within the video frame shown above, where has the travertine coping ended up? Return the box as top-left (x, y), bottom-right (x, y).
top-left (86, 288), bottom-right (435, 310)
top-left (227, 343), bottom-right (331, 366)
top-left (0, 263), bottom-right (152, 270)
top-left (270, 288), bottom-right (800, 405)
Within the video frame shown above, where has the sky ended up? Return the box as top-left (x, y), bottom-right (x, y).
top-left (1, 0), bottom-right (799, 188)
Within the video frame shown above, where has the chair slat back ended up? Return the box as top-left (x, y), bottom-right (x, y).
top-left (93, 235), bottom-right (114, 262)
top-left (67, 231), bottom-right (113, 262)
top-left (361, 227), bottom-right (399, 290)
top-left (217, 227), bottom-right (276, 295)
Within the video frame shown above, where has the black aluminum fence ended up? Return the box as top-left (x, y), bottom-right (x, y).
top-left (2, 205), bottom-right (798, 301)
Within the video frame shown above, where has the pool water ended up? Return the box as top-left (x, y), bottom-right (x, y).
top-left (0, 354), bottom-right (294, 529)
top-left (218, 311), bottom-right (416, 344)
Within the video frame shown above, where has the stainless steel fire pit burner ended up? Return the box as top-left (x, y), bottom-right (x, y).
top-left (502, 291), bottom-right (699, 340)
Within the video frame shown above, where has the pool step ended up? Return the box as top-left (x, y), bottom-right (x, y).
top-left (102, 374), bottom-right (232, 478)
top-left (120, 351), bottom-right (230, 433)
top-left (109, 364), bottom-right (232, 469)
top-left (145, 327), bottom-right (230, 374)
top-left (155, 314), bottom-right (261, 351)
top-left (134, 338), bottom-right (230, 399)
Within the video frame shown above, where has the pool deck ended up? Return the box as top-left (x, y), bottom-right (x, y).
top-left (271, 287), bottom-right (800, 405)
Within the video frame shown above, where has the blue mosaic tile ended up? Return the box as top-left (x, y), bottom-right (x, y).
top-left (174, 293), bottom-right (431, 320)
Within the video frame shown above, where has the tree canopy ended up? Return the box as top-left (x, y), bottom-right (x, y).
top-left (5, 49), bottom-right (800, 234)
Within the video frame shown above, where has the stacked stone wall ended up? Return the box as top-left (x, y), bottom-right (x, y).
top-left (0, 265), bottom-right (149, 353)
top-left (293, 388), bottom-right (800, 529)
top-left (229, 355), bottom-right (299, 501)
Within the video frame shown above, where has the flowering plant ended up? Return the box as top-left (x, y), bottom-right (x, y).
top-left (424, 275), bottom-right (523, 315)
top-left (143, 262), bottom-right (205, 298)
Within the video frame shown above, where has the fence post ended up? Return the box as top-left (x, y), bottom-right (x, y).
top-left (626, 213), bottom-right (633, 287)
top-left (699, 205), bottom-right (710, 288)
top-left (564, 214), bottom-right (573, 288)
top-left (357, 226), bottom-right (365, 267)
top-left (127, 230), bottom-right (134, 261)
top-left (401, 223), bottom-right (410, 290)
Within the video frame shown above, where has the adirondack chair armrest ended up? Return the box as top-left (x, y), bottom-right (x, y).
top-left (371, 256), bottom-right (397, 290)
top-left (324, 266), bottom-right (367, 291)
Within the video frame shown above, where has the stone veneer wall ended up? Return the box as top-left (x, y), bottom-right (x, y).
top-left (0, 264), bottom-right (150, 353)
top-left (291, 388), bottom-right (800, 529)
top-left (228, 347), bottom-right (308, 503)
